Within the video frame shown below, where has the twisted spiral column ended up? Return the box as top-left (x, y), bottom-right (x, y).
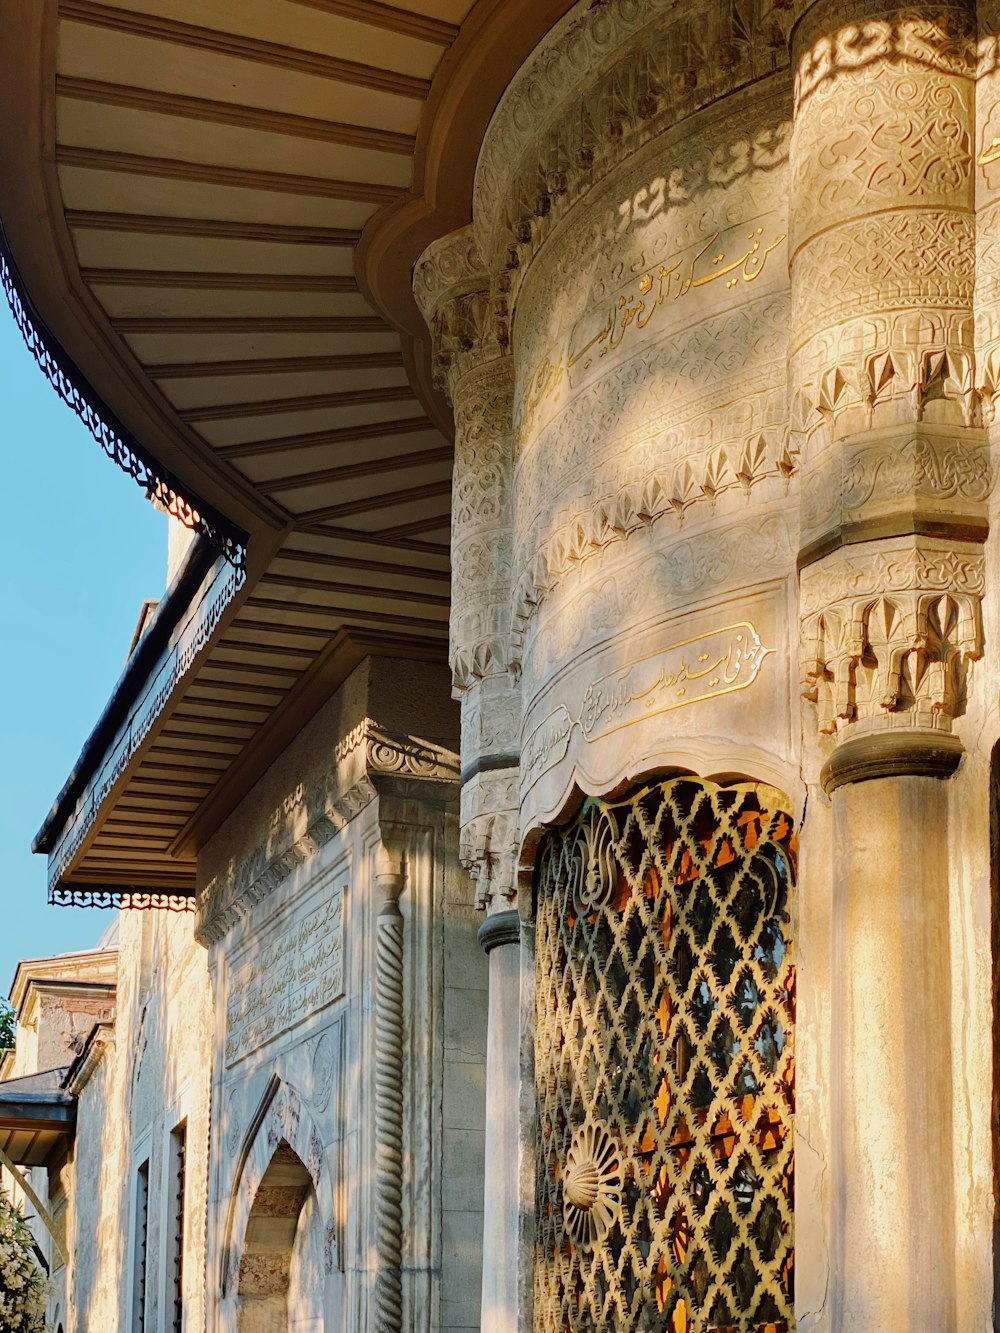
top-left (374, 879), bottom-right (405, 1333)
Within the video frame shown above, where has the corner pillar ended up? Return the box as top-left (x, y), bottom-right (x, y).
top-left (415, 228), bottom-right (523, 1333)
top-left (476, 910), bottom-right (521, 1333)
top-left (791, 2), bottom-right (982, 1323)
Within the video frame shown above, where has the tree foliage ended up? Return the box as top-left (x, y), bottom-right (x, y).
top-left (0, 1003), bottom-right (14, 1050)
top-left (0, 1188), bottom-right (49, 1332)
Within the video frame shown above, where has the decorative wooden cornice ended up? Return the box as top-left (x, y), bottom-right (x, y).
top-left (288, 0), bottom-right (459, 45)
top-left (59, 1), bottom-right (431, 99)
top-left (57, 145), bottom-right (403, 204)
top-left (214, 415), bottom-right (434, 460)
top-left (82, 269), bottom-right (359, 292)
top-left (57, 77), bottom-right (416, 154)
top-left (256, 444), bottom-right (453, 495)
top-left (66, 211), bottom-right (362, 246)
top-left (179, 383), bottom-right (415, 424)
top-left (150, 351), bottom-right (403, 380)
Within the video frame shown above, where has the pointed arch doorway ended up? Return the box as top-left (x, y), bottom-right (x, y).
top-left (238, 1140), bottom-right (325, 1333)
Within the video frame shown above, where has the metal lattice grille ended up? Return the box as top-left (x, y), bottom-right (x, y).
top-left (534, 778), bottom-right (795, 1333)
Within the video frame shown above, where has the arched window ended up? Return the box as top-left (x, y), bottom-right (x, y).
top-left (238, 1141), bottom-right (325, 1333)
top-left (534, 778), bottom-right (795, 1331)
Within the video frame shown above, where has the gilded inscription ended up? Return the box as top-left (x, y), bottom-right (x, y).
top-left (520, 222), bottom-right (785, 433)
top-left (523, 622), bottom-right (769, 781)
top-left (226, 891), bottom-right (344, 1065)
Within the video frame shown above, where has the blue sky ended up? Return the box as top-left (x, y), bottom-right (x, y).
top-left (0, 298), bottom-right (166, 996)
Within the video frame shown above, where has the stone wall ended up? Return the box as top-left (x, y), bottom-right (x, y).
top-left (57, 910), bottom-right (213, 1333)
top-left (197, 655), bottom-right (487, 1333)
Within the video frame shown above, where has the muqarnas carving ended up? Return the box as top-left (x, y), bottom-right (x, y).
top-left (800, 540), bottom-right (984, 737)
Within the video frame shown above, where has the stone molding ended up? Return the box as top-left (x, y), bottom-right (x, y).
top-left (63, 1021), bottom-right (114, 1096)
top-left (820, 727), bottom-right (964, 791)
top-left (195, 721), bottom-right (459, 946)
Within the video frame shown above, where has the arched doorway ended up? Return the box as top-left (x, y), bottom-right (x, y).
top-left (238, 1141), bottom-right (325, 1332)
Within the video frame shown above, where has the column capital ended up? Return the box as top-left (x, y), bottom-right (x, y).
top-left (477, 908), bottom-right (521, 955)
top-left (413, 225), bottom-right (511, 401)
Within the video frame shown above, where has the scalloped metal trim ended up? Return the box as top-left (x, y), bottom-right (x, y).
top-left (0, 217), bottom-right (246, 571)
top-left (49, 884), bottom-right (195, 911)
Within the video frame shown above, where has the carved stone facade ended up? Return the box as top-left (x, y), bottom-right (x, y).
top-left (12, 3), bottom-right (1000, 1332)
top-left (198, 657), bottom-right (487, 1333)
top-left (416, 0), bottom-right (1000, 1329)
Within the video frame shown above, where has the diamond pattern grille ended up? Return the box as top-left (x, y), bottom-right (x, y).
top-left (534, 778), bottom-right (796, 1332)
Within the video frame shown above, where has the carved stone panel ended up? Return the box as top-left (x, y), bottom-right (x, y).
top-left (225, 878), bottom-right (345, 1066)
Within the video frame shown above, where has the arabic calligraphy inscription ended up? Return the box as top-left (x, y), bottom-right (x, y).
top-left (523, 622), bottom-right (769, 782)
top-left (519, 219), bottom-right (786, 436)
top-left (226, 890), bottom-right (344, 1066)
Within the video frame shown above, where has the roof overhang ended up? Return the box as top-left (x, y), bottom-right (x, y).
top-left (0, 1085), bottom-right (76, 1167)
top-left (0, 0), bottom-right (578, 904)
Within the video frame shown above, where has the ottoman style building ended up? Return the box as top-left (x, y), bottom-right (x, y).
top-left (0, 0), bottom-right (997, 1329)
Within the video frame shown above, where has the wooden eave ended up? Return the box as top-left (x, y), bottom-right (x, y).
top-left (0, 1081), bottom-right (77, 1167)
top-left (0, 0), bottom-right (577, 902)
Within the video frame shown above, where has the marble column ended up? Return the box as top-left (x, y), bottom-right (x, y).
top-left (476, 910), bottom-right (521, 1333)
top-left (791, 2), bottom-right (983, 1323)
top-left (414, 228), bottom-right (524, 1333)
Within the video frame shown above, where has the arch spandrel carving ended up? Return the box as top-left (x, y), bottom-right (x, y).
top-left (222, 1078), bottom-right (339, 1302)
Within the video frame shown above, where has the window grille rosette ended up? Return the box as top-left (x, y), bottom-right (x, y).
top-left (563, 1121), bottom-right (623, 1247)
top-left (534, 779), bottom-right (796, 1333)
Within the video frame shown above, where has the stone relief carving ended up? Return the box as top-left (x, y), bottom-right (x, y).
top-left (504, 80), bottom-right (791, 361)
top-left (196, 721), bottom-right (458, 946)
top-left (474, 0), bottom-right (793, 278)
top-left (799, 431), bottom-right (992, 542)
top-left (412, 226), bottom-right (486, 325)
top-left (512, 367), bottom-right (794, 647)
top-left (791, 212), bottom-right (975, 342)
top-left (793, 4), bottom-right (976, 114)
top-left (459, 767), bottom-right (519, 910)
top-left (522, 621), bottom-right (771, 784)
top-left (223, 1078), bottom-right (338, 1295)
top-left (800, 538), bottom-right (984, 736)
top-left (791, 61), bottom-right (973, 252)
top-left (311, 1032), bottom-right (336, 1114)
top-left (522, 512), bottom-right (795, 679)
top-left (449, 359), bottom-right (516, 690)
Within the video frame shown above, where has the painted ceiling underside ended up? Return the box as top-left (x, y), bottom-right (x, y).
top-left (3, 0), bottom-right (576, 898)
